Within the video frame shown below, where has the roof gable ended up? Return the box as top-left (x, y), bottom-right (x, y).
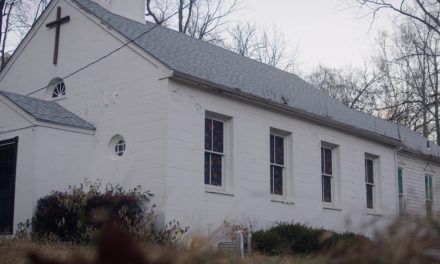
top-left (0, 91), bottom-right (95, 131)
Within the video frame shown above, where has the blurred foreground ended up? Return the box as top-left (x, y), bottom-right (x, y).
top-left (1, 219), bottom-right (440, 264)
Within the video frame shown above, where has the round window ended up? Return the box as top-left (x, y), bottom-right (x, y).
top-left (109, 135), bottom-right (126, 158)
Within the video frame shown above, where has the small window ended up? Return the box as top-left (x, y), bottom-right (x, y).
top-left (52, 81), bottom-right (66, 98)
top-left (270, 133), bottom-right (285, 196)
top-left (365, 156), bottom-right (375, 209)
top-left (47, 77), bottom-right (66, 99)
top-left (109, 135), bottom-right (126, 158)
top-left (398, 167), bottom-right (405, 216)
top-left (425, 174), bottom-right (433, 218)
top-left (204, 117), bottom-right (225, 187)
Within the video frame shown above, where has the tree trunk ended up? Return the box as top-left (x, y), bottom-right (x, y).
top-left (1, 2), bottom-right (12, 70)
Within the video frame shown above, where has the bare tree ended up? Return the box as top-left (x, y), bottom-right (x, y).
top-left (371, 15), bottom-right (440, 140)
top-left (0, 0), bottom-right (48, 69)
top-left (145, 0), bottom-right (238, 43)
top-left (355, 0), bottom-right (440, 142)
top-left (357, 0), bottom-right (440, 36)
top-left (227, 22), bottom-right (256, 57)
top-left (307, 64), bottom-right (382, 114)
top-left (226, 22), bottom-right (300, 73)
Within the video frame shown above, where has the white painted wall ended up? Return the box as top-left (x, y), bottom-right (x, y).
top-left (164, 79), bottom-right (400, 240)
top-left (397, 154), bottom-right (440, 218)
top-left (0, 0), bottom-right (170, 230)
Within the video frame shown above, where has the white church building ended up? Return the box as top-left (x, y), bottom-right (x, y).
top-left (0, 0), bottom-right (439, 240)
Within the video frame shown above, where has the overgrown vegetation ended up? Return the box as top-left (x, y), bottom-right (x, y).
top-left (20, 180), bottom-right (188, 246)
top-left (252, 222), bottom-right (366, 255)
top-left (3, 218), bottom-right (440, 264)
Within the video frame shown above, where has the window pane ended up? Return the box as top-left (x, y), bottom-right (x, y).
top-left (270, 165), bottom-right (274, 194)
top-left (205, 118), bottom-right (212, 151)
top-left (324, 148), bottom-right (332, 175)
top-left (322, 175), bottom-right (332, 203)
top-left (273, 166), bottom-right (283, 195)
top-left (212, 120), bottom-right (224, 153)
top-left (429, 176), bottom-right (433, 200)
top-left (210, 153), bottom-right (222, 186)
top-left (365, 159), bottom-right (374, 184)
top-left (366, 184), bottom-right (374, 209)
top-left (270, 135), bottom-right (274, 164)
top-left (204, 152), bottom-right (210, 185)
top-left (398, 168), bottom-right (403, 194)
top-left (321, 147), bottom-right (325, 174)
top-left (275, 136), bottom-right (284, 165)
top-left (425, 175), bottom-right (433, 200)
top-left (425, 176), bottom-right (428, 199)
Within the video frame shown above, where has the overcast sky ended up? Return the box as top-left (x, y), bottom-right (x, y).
top-left (229, 0), bottom-right (393, 73)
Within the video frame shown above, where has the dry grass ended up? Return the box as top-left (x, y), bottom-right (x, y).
top-left (2, 219), bottom-right (440, 264)
top-left (0, 239), bottom-right (93, 264)
top-left (0, 238), bottom-right (320, 264)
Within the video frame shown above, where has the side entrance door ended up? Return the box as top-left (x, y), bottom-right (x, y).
top-left (0, 137), bottom-right (18, 234)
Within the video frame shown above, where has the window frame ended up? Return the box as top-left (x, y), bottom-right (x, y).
top-left (425, 174), bottom-right (434, 218)
top-left (365, 154), bottom-right (380, 212)
top-left (270, 132), bottom-right (285, 197)
top-left (398, 167), bottom-right (405, 216)
top-left (269, 128), bottom-right (292, 202)
top-left (47, 78), bottom-right (67, 101)
top-left (109, 135), bottom-right (126, 159)
top-left (204, 112), bottom-right (232, 194)
top-left (321, 143), bottom-right (337, 205)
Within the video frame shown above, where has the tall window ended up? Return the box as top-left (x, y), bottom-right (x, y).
top-left (365, 157), bottom-right (375, 209)
top-left (205, 117), bottom-right (224, 187)
top-left (270, 133), bottom-right (285, 196)
top-left (425, 174), bottom-right (433, 218)
top-left (398, 167), bottom-right (405, 216)
top-left (321, 146), bottom-right (334, 203)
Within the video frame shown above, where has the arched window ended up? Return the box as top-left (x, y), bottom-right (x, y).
top-left (48, 78), bottom-right (66, 99)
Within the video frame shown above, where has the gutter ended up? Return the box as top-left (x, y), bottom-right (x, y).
top-left (171, 71), bottom-right (403, 148)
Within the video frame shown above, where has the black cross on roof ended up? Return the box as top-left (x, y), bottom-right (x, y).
top-left (46, 7), bottom-right (70, 65)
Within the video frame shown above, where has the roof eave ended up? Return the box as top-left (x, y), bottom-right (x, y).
top-left (399, 147), bottom-right (440, 164)
top-left (171, 71), bottom-right (403, 148)
top-left (34, 117), bottom-right (96, 131)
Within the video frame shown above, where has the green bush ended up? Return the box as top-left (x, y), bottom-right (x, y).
top-left (252, 222), bottom-right (366, 255)
top-left (28, 180), bottom-right (188, 245)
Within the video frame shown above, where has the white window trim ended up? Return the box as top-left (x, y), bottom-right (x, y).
top-left (204, 112), bottom-right (233, 195)
top-left (365, 153), bottom-right (381, 214)
top-left (109, 135), bottom-right (126, 160)
top-left (321, 142), bottom-right (340, 210)
top-left (46, 78), bottom-right (67, 101)
top-left (269, 128), bottom-right (293, 203)
top-left (425, 174), bottom-right (434, 217)
top-left (397, 167), bottom-right (405, 216)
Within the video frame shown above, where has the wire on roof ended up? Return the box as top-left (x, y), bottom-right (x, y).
top-left (25, 2), bottom-right (189, 97)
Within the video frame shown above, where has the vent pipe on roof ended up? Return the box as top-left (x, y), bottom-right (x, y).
top-left (92, 0), bottom-right (146, 24)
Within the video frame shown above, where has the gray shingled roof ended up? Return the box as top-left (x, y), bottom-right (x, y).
top-left (0, 91), bottom-right (95, 130)
top-left (74, 0), bottom-right (440, 158)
